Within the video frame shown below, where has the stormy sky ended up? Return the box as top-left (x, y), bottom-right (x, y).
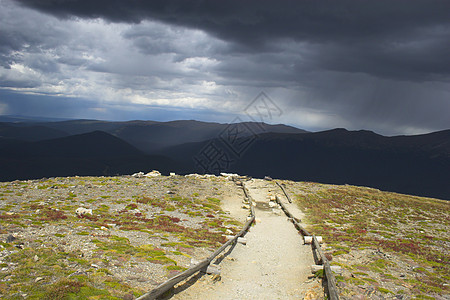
top-left (1, 0), bottom-right (449, 135)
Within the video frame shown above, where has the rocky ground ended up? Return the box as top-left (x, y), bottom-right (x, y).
top-left (284, 181), bottom-right (450, 300)
top-left (0, 174), bottom-right (245, 299)
top-left (0, 173), bottom-right (448, 300)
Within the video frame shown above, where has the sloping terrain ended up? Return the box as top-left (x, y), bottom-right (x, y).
top-left (0, 174), bottom-right (448, 299)
top-left (163, 129), bottom-right (450, 199)
top-left (284, 181), bottom-right (450, 299)
top-left (0, 175), bottom-right (245, 299)
top-left (0, 131), bottom-right (179, 181)
top-left (10, 119), bottom-right (306, 153)
top-left (0, 123), bottom-right (68, 142)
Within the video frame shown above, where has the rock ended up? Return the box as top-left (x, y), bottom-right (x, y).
top-left (166, 190), bottom-right (175, 194)
top-left (211, 274), bottom-right (221, 282)
top-left (268, 201), bottom-right (277, 208)
top-left (144, 170), bottom-right (161, 177)
top-left (76, 207), bottom-right (92, 217)
top-left (15, 243), bottom-right (24, 249)
top-left (35, 277), bottom-right (44, 283)
top-left (220, 173), bottom-right (239, 180)
top-left (132, 172), bottom-right (144, 178)
top-left (90, 264), bottom-right (100, 268)
top-left (33, 255), bottom-right (39, 262)
top-left (68, 271), bottom-right (88, 277)
top-left (169, 172), bottom-right (176, 176)
top-left (6, 235), bottom-right (16, 243)
top-left (225, 229), bottom-right (234, 235)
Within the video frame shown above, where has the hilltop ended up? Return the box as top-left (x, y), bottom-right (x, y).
top-left (0, 174), bottom-right (448, 299)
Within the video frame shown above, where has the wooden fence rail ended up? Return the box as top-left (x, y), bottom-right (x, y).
top-left (275, 181), bottom-right (292, 203)
top-left (275, 182), bottom-right (339, 300)
top-left (275, 195), bottom-right (311, 237)
top-left (137, 182), bottom-right (255, 300)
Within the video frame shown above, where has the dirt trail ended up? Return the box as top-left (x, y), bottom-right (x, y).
top-left (172, 179), bottom-right (322, 299)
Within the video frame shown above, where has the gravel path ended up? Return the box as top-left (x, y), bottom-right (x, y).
top-left (172, 179), bottom-right (322, 299)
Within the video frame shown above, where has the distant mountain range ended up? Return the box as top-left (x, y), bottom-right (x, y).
top-left (0, 116), bottom-right (448, 200)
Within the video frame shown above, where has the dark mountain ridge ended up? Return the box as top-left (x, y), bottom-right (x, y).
top-left (160, 128), bottom-right (450, 200)
top-left (0, 117), bottom-right (448, 200)
top-left (2, 119), bottom-right (307, 153)
top-left (0, 131), bottom-right (178, 181)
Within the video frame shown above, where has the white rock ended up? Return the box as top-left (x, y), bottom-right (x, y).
top-left (132, 172), bottom-right (145, 178)
top-left (76, 207), bottom-right (93, 217)
top-left (144, 170), bottom-right (161, 177)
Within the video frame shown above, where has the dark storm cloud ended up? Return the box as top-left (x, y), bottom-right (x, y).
top-left (14, 0), bottom-right (450, 81)
top-left (2, 0), bottom-right (449, 135)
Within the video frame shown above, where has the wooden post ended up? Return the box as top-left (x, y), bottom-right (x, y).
top-left (311, 265), bottom-right (342, 274)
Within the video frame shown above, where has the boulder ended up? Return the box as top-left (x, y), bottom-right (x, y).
top-left (132, 172), bottom-right (145, 178)
top-left (76, 207), bottom-right (93, 217)
top-left (144, 170), bottom-right (161, 177)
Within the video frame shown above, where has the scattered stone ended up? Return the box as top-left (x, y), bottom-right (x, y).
top-left (68, 271), bottom-right (88, 277)
top-left (33, 255), bottom-right (39, 262)
top-left (6, 235), bottom-right (16, 243)
top-left (131, 172), bottom-right (144, 178)
top-left (35, 277), bottom-right (44, 283)
top-left (75, 207), bottom-right (92, 217)
top-left (144, 170), bottom-right (161, 177)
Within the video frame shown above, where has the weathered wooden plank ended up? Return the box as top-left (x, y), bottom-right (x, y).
top-left (324, 261), bottom-right (340, 300)
top-left (275, 195), bottom-right (311, 237)
top-left (275, 181), bottom-right (292, 203)
top-left (137, 259), bottom-right (210, 299)
top-left (312, 235), bottom-right (325, 264)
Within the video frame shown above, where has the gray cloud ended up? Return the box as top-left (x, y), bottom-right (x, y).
top-left (0, 0), bottom-right (449, 135)
top-left (14, 0), bottom-right (450, 81)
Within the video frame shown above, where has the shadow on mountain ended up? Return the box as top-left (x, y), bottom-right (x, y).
top-left (0, 117), bottom-right (448, 200)
top-left (161, 129), bottom-right (450, 200)
top-left (0, 131), bottom-right (181, 181)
